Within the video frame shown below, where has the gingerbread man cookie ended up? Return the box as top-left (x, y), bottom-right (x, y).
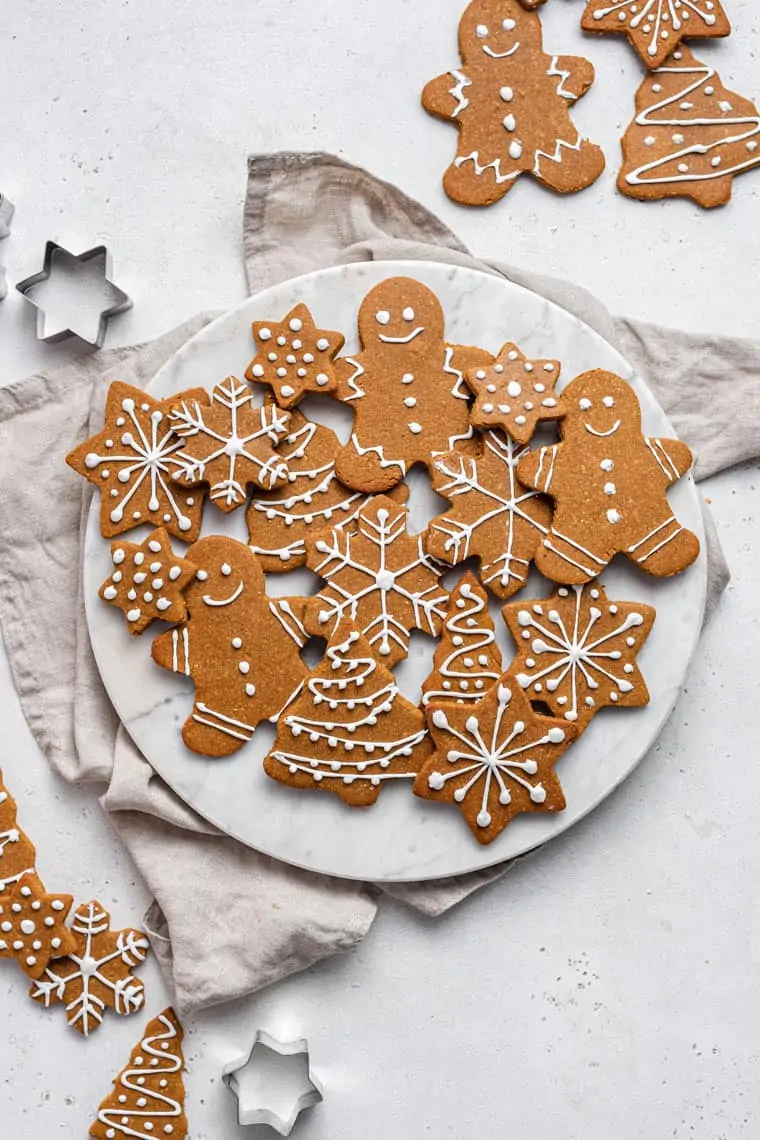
top-left (466, 342), bottom-right (562, 444)
top-left (246, 304), bottom-right (345, 408)
top-left (99, 528), bottom-right (197, 635)
top-left (517, 370), bottom-right (700, 583)
top-left (333, 277), bottom-right (491, 492)
top-left (581, 0), bottom-right (730, 71)
top-left (422, 0), bottom-right (605, 207)
top-left (152, 536), bottom-right (308, 757)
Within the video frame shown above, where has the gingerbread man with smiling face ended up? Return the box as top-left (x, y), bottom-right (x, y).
top-left (333, 277), bottom-right (490, 493)
top-left (517, 370), bottom-right (700, 583)
top-left (422, 0), bottom-right (605, 206)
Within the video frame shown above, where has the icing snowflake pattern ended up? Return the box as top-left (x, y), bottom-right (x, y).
top-left (582, 0), bottom-right (730, 68)
top-left (421, 572), bottom-right (503, 706)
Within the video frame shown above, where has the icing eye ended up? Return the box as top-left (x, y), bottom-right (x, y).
top-left (475, 24), bottom-right (489, 37)
top-left (402, 307), bottom-right (415, 322)
top-left (375, 310), bottom-right (390, 325)
top-left (221, 563), bottom-right (232, 577)
top-left (602, 396), bottom-right (615, 408)
top-left (579, 398), bottom-right (592, 411)
top-left (502, 18), bottom-right (516, 30)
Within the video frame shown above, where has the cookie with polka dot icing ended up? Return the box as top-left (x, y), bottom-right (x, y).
top-left (466, 342), bottom-right (562, 444)
top-left (246, 303), bottom-right (345, 408)
top-left (503, 582), bottom-right (656, 733)
top-left (99, 528), bottom-right (197, 635)
top-left (581, 0), bottom-right (730, 71)
top-left (422, 0), bottom-right (604, 207)
top-left (0, 873), bottom-right (76, 979)
top-left (151, 535), bottom-right (308, 757)
top-left (66, 381), bottom-right (208, 541)
top-left (516, 370), bottom-right (700, 584)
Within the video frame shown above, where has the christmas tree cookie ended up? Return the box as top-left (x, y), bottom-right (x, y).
top-left (581, 0), bottom-right (730, 70)
top-left (0, 774), bottom-right (36, 896)
top-left (421, 572), bottom-right (503, 706)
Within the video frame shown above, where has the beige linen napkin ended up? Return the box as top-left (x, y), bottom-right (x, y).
top-left (0, 152), bottom-right (739, 1013)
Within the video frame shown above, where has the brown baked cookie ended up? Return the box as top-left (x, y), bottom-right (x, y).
top-left (0, 774), bottom-right (36, 897)
top-left (426, 429), bottom-right (553, 600)
top-left (264, 620), bottom-right (432, 807)
top-left (618, 47), bottom-right (760, 209)
top-left (246, 303), bottom-right (345, 408)
top-left (0, 873), bottom-right (76, 979)
top-left (422, 0), bottom-right (605, 206)
top-left (333, 277), bottom-right (491, 492)
top-left (415, 677), bottom-right (576, 844)
top-left (151, 536), bottom-right (308, 757)
top-left (306, 495), bottom-right (449, 667)
top-left (169, 377), bottom-right (291, 511)
top-left (247, 404), bottom-right (408, 572)
top-left (466, 342), bottom-right (562, 444)
top-left (503, 582), bottom-right (656, 733)
top-left (421, 572), bottom-right (504, 706)
top-left (66, 381), bottom-right (208, 541)
top-left (99, 528), bottom-right (197, 635)
top-left (581, 0), bottom-right (730, 70)
top-left (517, 370), bottom-right (700, 583)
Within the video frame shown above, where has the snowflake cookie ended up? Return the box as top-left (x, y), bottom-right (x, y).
top-left (426, 429), bottom-right (553, 600)
top-left (503, 583), bottom-right (656, 733)
top-left (246, 303), bottom-right (345, 408)
top-left (306, 495), bottom-right (450, 667)
top-left (264, 621), bottom-right (432, 807)
top-left (466, 342), bottom-right (562, 445)
top-left (90, 1008), bottom-right (187, 1140)
top-left (169, 376), bottom-right (291, 511)
top-left (416, 678), bottom-right (576, 844)
top-left (99, 528), bottom-right (197, 635)
top-left (422, 0), bottom-right (604, 206)
top-left (421, 571), bottom-right (503, 707)
top-left (618, 47), bottom-right (760, 209)
top-left (0, 775), bottom-right (36, 897)
top-left (0, 873), bottom-right (76, 979)
top-left (581, 0), bottom-right (730, 70)
top-left (30, 900), bottom-right (149, 1036)
top-left (66, 381), bottom-right (208, 541)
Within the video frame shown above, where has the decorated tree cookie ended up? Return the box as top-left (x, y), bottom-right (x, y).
top-left (581, 0), bottom-right (730, 70)
top-left (332, 277), bottom-right (491, 492)
top-left (421, 572), bottom-right (504, 707)
top-left (152, 536), bottom-right (308, 757)
top-left (0, 873), bottom-right (76, 979)
top-left (0, 774), bottom-right (36, 897)
top-left (517, 370), bottom-right (700, 583)
top-left (246, 303), bottom-right (346, 408)
top-left (503, 582), bottom-right (656, 733)
top-left (30, 900), bottom-right (149, 1036)
top-left (99, 528), bottom-right (197, 636)
top-left (169, 376), bottom-right (291, 511)
top-left (90, 1008), bottom-right (187, 1140)
top-left (264, 622), bottom-right (432, 807)
top-left (426, 429), bottom-right (553, 600)
top-left (416, 677), bottom-right (576, 844)
top-left (247, 405), bottom-right (408, 572)
top-left (66, 381), bottom-right (208, 541)
top-left (422, 0), bottom-right (605, 207)
top-left (306, 495), bottom-right (449, 667)
top-left (465, 342), bottom-right (562, 445)
top-left (618, 47), bottom-right (760, 209)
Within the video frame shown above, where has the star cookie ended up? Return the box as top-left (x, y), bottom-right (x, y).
top-left (246, 303), bottom-right (345, 408)
top-left (581, 0), bottom-right (731, 70)
top-left (0, 874), bottom-right (76, 979)
top-left (66, 381), bottom-right (208, 540)
top-left (466, 342), bottom-right (561, 445)
top-left (99, 528), bottom-right (197, 636)
top-left (169, 376), bottom-right (291, 512)
top-left (503, 582), bottom-right (656, 733)
top-left (30, 900), bottom-right (149, 1036)
top-left (416, 678), bottom-right (576, 844)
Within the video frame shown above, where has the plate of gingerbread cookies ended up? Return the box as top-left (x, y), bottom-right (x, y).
top-left (79, 261), bottom-right (706, 881)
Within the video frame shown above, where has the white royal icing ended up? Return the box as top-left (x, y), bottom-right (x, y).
top-left (422, 580), bottom-right (502, 705)
top-left (95, 1011), bottom-right (183, 1138)
top-left (589, 0), bottom-right (721, 60)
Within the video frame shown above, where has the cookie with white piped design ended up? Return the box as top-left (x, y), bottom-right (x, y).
top-left (516, 369), bottom-right (700, 583)
top-left (581, 0), bottom-right (730, 71)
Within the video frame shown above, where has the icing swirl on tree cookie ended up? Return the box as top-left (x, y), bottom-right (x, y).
top-left (0, 779), bottom-right (36, 896)
top-left (422, 572), bottom-right (503, 706)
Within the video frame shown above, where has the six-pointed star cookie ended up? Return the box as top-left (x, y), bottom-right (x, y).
top-left (30, 899), bottom-right (149, 1036)
top-left (503, 582), bottom-right (656, 734)
top-left (99, 527), bottom-right (197, 635)
top-left (66, 380), bottom-right (208, 540)
top-left (466, 342), bottom-right (562, 445)
top-left (416, 677), bottom-right (576, 844)
top-left (0, 873), bottom-right (76, 979)
top-left (246, 303), bottom-right (346, 408)
top-left (170, 376), bottom-right (291, 512)
top-left (306, 495), bottom-right (450, 666)
top-left (581, 0), bottom-right (731, 70)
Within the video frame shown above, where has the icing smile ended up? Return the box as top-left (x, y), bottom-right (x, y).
top-left (379, 327), bottom-right (425, 344)
top-left (585, 420), bottom-right (621, 438)
top-left (202, 581), bottom-right (244, 607)
top-left (483, 42), bottom-right (520, 59)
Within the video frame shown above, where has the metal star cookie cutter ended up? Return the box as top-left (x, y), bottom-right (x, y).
top-left (222, 1029), bottom-right (324, 1135)
top-left (15, 241), bottom-right (132, 347)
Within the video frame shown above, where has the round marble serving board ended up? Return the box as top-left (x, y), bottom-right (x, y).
top-left (84, 261), bottom-right (707, 882)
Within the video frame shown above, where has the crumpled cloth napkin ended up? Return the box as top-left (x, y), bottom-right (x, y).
top-left (0, 151), bottom-right (742, 1015)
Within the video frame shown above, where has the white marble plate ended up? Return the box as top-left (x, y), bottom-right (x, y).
top-left (84, 261), bottom-right (707, 882)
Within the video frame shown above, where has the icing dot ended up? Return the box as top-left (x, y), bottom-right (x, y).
top-left (239, 661), bottom-right (250, 675)
top-left (289, 317), bottom-right (303, 332)
top-left (231, 637), bottom-right (242, 649)
top-left (20, 920), bottom-right (35, 934)
top-left (258, 328), bottom-right (272, 340)
top-left (507, 381), bottom-right (521, 397)
top-left (51, 900), bottom-right (65, 912)
top-left (221, 563), bottom-right (232, 576)
top-left (375, 310), bottom-right (390, 325)
top-left (112, 549), bottom-right (125, 565)
top-left (500, 86), bottom-right (513, 102)
top-left (196, 570), bottom-right (208, 581)
top-left (508, 140), bottom-right (523, 160)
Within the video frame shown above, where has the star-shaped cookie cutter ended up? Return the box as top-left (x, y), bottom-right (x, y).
top-left (15, 241), bottom-right (132, 347)
top-left (222, 1029), bottom-right (323, 1135)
